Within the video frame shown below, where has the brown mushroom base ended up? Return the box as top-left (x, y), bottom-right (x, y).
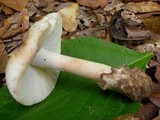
top-left (99, 67), bottom-right (153, 101)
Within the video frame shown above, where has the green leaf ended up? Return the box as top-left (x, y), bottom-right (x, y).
top-left (61, 37), bottom-right (153, 70)
top-left (0, 37), bottom-right (153, 120)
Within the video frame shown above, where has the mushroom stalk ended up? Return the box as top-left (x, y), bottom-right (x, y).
top-left (32, 48), bottom-right (113, 80)
top-left (32, 48), bottom-right (153, 101)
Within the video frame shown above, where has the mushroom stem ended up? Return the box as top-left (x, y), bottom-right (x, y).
top-left (32, 48), bottom-right (113, 80)
top-left (32, 48), bottom-right (153, 101)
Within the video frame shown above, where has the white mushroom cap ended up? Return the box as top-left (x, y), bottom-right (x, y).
top-left (6, 13), bottom-right (62, 106)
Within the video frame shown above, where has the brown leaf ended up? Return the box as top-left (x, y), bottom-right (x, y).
top-left (104, 0), bottom-right (123, 12)
top-left (0, 0), bottom-right (29, 11)
top-left (143, 16), bottom-right (160, 35)
top-left (42, 0), bottom-right (56, 12)
top-left (54, 2), bottom-right (72, 12)
top-left (77, 9), bottom-right (99, 29)
top-left (11, 12), bottom-right (21, 24)
top-left (139, 102), bottom-right (159, 120)
top-left (133, 43), bottom-right (157, 52)
top-left (155, 52), bottom-right (160, 64)
top-left (153, 112), bottom-right (160, 120)
top-left (155, 65), bottom-right (160, 82)
top-left (17, 9), bottom-right (30, 31)
top-left (113, 114), bottom-right (141, 120)
top-left (77, 0), bottom-right (107, 8)
top-left (0, 3), bottom-right (15, 14)
top-left (59, 0), bottom-right (69, 1)
top-left (59, 3), bottom-right (80, 32)
top-left (124, 1), bottom-right (160, 13)
top-left (76, 26), bottom-right (107, 39)
top-left (27, 1), bottom-right (39, 17)
top-left (124, 0), bottom-right (150, 2)
top-left (2, 27), bottom-right (23, 39)
top-left (106, 15), bottom-right (112, 23)
top-left (121, 10), bottom-right (142, 24)
top-left (33, 0), bottom-right (47, 8)
top-left (109, 10), bottom-right (147, 47)
top-left (0, 43), bottom-right (8, 73)
top-left (1, 10), bottom-right (29, 39)
top-left (149, 82), bottom-right (160, 108)
top-left (125, 26), bottom-right (150, 39)
top-left (3, 33), bottom-right (23, 54)
top-left (137, 12), bottom-right (160, 19)
top-left (0, 17), bottom-right (13, 37)
top-left (5, 40), bottom-right (22, 55)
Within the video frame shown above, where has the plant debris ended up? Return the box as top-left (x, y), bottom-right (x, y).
top-left (58, 3), bottom-right (80, 32)
top-left (0, 43), bottom-right (8, 73)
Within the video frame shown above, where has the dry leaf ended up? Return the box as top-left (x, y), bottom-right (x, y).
top-left (104, 0), bottom-right (123, 12)
top-left (153, 111), bottom-right (160, 120)
top-left (109, 10), bottom-right (147, 47)
top-left (106, 15), bottom-right (112, 23)
top-left (121, 10), bottom-right (142, 24)
top-left (153, 116), bottom-right (160, 120)
top-left (139, 102), bottom-right (159, 120)
top-left (5, 40), bottom-right (22, 55)
top-left (124, 0), bottom-right (150, 2)
top-left (0, 3), bottom-right (14, 14)
top-left (0, 17), bottom-right (13, 37)
top-left (33, 0), bottom-right (47, 8)
top-left (113, 114), bottom-right (141, 120)
top-left (0, 0), bottom-right (28, 11)
top-left (125, 1), bottom-right (160, 13)
top-left (0, 43), bottom-right (8, 73)
top-left (3, 33), bottom-right (23, 55)
top-left (27, 1), bottom-right (39, 17)
top-left (155, 65), bottom-right (160, 82)
top-left (137, 12), bottom-right (160, 20)
top-left (78, 9), bottom-right (99, 29)
top-left (143, 16), bottom-right (160, 35)
top-left (54, 2), bottom-right (73, 12)
top-left (17, 9), bottom-right (30, 31)
top-left (2, 27), bottom-right (23, 39)
top-left (149, 83), bottom-right (160, 108)
top-left (11, 12), bottom-right (21, 24)
top-left (59, 0), bottom-right (69, 1)
top-left (59, 3), bottom-right (80, 32)
top-left (42, 0), bottom-right (56, 12)
top-left (77, 26), bottom-right (107, 39)
top-left (77, 0), bottom-right (107, 8)
top-left (125, 26), bottom-right (150, 39)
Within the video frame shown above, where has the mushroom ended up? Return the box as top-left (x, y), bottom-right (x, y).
top-left (6, 13), bottom-right (153, 106)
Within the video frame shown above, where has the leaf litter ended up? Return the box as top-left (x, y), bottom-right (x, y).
top-left (0, 0), bottom-right (160, 119)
